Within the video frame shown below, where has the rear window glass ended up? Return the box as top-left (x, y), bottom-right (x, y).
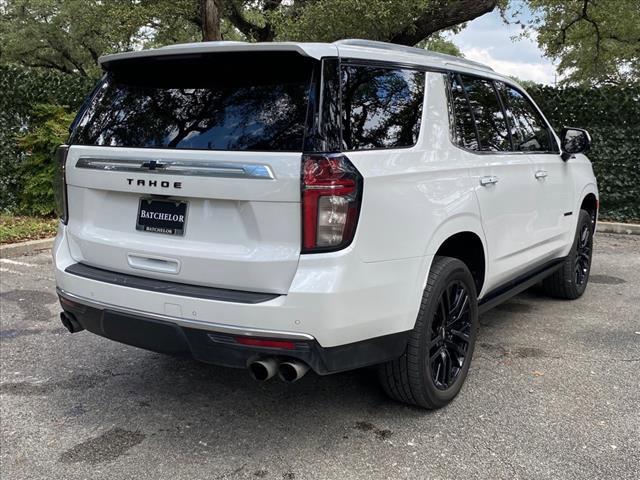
top-left (70, 53), bottom-right (315, 151)
top-left (341, 65), bottom-right (425, 150)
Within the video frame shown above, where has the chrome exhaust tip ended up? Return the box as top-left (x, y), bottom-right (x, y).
top-left (248, 358), bottom-right (278, 381)
top-left (277, 360), bottom-right (310, 383)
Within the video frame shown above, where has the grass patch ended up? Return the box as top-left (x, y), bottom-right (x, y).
top-left (0, 215), bottom-right (58, 244)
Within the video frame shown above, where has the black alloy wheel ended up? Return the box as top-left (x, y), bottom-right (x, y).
top-left (429, 281), bottom-right (472, 390)
top-left (542, 209), bottom-right (594, 299)
top-left (575, 223), bottom-right (592, 286)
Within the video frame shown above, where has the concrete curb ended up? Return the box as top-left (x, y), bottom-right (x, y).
top-left (598, 221), bottom-right (640, 235)
top-left (1, 238), bottom-right (54, 258)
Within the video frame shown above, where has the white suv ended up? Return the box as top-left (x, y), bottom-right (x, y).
top-left (53, 40), bottom-right (598, 409)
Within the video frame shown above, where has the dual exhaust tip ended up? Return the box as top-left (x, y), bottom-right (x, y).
top-left (248, 358), bottom-right (309, 383)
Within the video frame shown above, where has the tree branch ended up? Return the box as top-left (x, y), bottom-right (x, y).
top-left (556, 1), bottom-right (604, 64)
top-left (389, 0), bottom-right (497, 46)
top-left (84, 44), bottom-right (100, 66)
top-left (24, 58), bottom-right (76, 75)
top-left (581, 1), bottom-right (601, 62)
top-left (226, 0), bottom-right (275, 41)
top-left (45, 38), bottom-right (88, 76)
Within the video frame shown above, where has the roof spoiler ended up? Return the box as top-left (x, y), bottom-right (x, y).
top-left (99, 42), bottom-right (336, 69)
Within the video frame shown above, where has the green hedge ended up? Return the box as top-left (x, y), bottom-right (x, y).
top-left (0, 65), bottom-right (638, 221)
top-left (0, 65), bottom-right (95, 214)
top-left (528, 84), bottom-right (640, 222)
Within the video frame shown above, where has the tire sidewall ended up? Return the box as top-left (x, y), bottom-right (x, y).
top-left (417, 259), bottom-right (479, 407)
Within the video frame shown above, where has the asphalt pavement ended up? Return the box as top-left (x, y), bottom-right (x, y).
top-left (1, 233), bottom-right (639, 480)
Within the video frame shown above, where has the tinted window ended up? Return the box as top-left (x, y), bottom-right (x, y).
top-left (460, 75), bottom-right (510, 151)
top-left (499, 84), bottom-right (554, 152)
top-left (71, 53), bottom-right (314, 151)
top-left (341, 65), bottom-right (424, 150)
top-left (448, 74), bottom-right (479, 150)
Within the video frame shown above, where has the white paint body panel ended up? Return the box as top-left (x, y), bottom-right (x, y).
top-left (54, 46), bottom-right (598, 349)
top-left (64, 146), bottom-right (302, 294)
top-left (55, 226), bottom-right (429, 347)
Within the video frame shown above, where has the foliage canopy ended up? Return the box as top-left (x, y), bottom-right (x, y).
top-left (523, 0), bottom-right (640, 85)
top-left (1, 1), bottom-right (637, 86)
top-left (0, 0), bottom-right (496, 76)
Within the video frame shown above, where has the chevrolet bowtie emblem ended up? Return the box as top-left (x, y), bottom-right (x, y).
top-left (141, 160), bottom-right (166, 171)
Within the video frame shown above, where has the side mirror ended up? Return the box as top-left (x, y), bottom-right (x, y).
top-left (560, 127), bottom-right (591, 161)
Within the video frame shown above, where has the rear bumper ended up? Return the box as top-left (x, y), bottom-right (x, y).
top-left (58, 288), bottom-right (410, 374)
top-left (54, 223), bottom-right (430, 370)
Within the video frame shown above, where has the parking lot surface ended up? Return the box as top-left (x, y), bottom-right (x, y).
top-left (1, 233), bottom-right (639, 480)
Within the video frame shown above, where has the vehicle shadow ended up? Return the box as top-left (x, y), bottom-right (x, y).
top-left (35, 294), bottom-right (549, 462)
top-left (41, 346), bottom-right (439, 463)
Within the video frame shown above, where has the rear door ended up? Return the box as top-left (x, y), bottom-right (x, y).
top-left (448, 74), bottom-right (538, 289)
top-left (65, 51), bottom-right (316, 294)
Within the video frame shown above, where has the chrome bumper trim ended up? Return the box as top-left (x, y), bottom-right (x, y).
top-left (57, 288), bottom-right (315, 341)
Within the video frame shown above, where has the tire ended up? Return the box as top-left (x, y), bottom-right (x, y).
top-left (378, 256), bottom-right (479, 409)
top-left (542, 209), bottom-right (594, 300)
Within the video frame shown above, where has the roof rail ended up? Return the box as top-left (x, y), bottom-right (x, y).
top-left (333, 39), bottom-right (494, 72)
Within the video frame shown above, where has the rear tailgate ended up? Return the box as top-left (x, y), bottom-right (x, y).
top-left (64, 146), bottom-right (301, 294)
top-left (64, 51), bottom-right (315, 294)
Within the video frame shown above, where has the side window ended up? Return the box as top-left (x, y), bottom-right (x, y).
top-left (499, 84), bottom-right (554, 152)
top-left (460, 75), bottom-right (511, 152)
top-left (341, 65), bottom-right (425, 150)
top-left (448, 74), bottom-right (479, 150)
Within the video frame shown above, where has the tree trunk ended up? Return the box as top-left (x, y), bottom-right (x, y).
top-left (200, 0), bottom-right (222, 41)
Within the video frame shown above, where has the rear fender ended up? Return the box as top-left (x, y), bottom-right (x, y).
top-left (408, 214), bottom-right (488, 324)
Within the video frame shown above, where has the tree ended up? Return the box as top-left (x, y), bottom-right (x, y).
top-left (416, 33), bottom-right (464, 57)
top-left (520, 0), bottom-right (640, 84)
top-left (16, 104), bottom-right (75, 215)
top-left (5, 1), bottom-right (636, 86)
top-left (0, 0), bottom-right (201, 77)
top-left (0, 0), bottom-right (493, 77)
top-left (1, 0), bottom-right (137, 77)
top-left (224, 0), bottom-right (497, 46)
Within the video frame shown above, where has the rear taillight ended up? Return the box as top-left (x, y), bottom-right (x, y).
top-left (301, 153), bottom-right (362, 253)
top-left (53, 145), bottom-right (69, 224)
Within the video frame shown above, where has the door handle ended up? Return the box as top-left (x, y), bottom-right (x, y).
top-left (480, 175), bottom-right (499, 186)
top-left (535, 170), bottom-right (548, 179)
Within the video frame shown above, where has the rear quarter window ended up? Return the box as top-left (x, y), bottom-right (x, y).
top-left (340, 65), bottom-right (425, 150)
top-left (459, 75), bottom-right (511, 152)
top-left (447, 73), bottom-right (480, 150)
